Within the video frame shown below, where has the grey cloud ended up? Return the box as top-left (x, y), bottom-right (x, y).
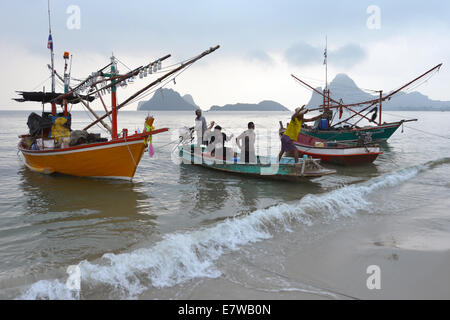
top-left (284, 42), bottom-right (322, 66)
top-left (284, 41), bottom-right (367, 69)
top-left (246, 50), bottom-right (274, 65)
top-left (331, 43), bottom-right (367, 68)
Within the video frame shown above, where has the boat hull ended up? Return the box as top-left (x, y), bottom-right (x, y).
top-left (301, 122), bottom-right (402, 143)
top-left (294, 143), bottom-right (381, 166)
top-left (179, 145), bottom-right (335, 181)
top-left (293, 132), bottom-right (382, 166)
top-left (19, 137), bottom-right (147, 180)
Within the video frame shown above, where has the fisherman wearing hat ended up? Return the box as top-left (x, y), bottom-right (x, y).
top-left (278, 105), bottom-right (324, 163)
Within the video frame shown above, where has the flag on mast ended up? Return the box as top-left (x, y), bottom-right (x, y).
top-left (47, 34), bottom-right (53, 50)
top-left (323, 47), bottom-right (327, 65)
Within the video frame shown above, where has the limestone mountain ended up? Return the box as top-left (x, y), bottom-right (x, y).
top-left (137, 88), bottom-right (200, 111)
top-left (306, 74), bottom-right (450, 111)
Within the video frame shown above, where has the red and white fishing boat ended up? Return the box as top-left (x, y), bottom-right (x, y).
top-left (15, 1), bottom-right (219, 180)
top-left (293, 132), bottom-right (382, 166)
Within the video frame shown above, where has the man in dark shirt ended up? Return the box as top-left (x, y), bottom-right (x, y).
top-left (209, 125), bottom-right (233, 161)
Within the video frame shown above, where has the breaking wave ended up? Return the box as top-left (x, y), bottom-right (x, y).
top-left (18, 158), bottom-right (450, 299)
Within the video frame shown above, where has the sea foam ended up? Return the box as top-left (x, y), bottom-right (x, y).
top-left (18, 158), bottom-right (449, 299)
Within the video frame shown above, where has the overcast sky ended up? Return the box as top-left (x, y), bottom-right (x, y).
top-left (1, 0), bottom-right (449, 110)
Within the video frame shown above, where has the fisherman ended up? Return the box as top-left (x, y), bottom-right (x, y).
top-left (236, 122), bottom-right (256, 164)
top-left (209, 125), bottom-right (233, 161)
top-left (278, 106), bottom-right (324, 163)
top-left (194, 109), bottom-right (208, 146)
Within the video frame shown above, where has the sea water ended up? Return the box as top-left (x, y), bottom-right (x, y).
top-left (0, 110), bottom-right (449, 299)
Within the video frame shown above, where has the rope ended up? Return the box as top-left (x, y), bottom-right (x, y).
top-left (115, 57), bottom-right (132, 72)
top-left (81, 104), bottom-right (110, 135)
top-left (296, 74), bottom-right (379, 94)
top-left (242, 258), bottom-right (359, 300)
top-left (124, 134), bottom-right (137, 168)
top-left (152, 139), bottom-right (180, 151)
top-left (31, 75), bottom-right (53, 91)
top-left (382, 111), bottom-right (449, 140)
top-left (403, 125), bottom-right (450, 140)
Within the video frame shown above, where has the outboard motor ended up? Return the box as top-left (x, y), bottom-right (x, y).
top-left (179, 126), bottom-right (194, 145)
top-left (357, 131), bottom-right (373, 146)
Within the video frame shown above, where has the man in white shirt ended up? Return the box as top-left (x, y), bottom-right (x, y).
top-left (194, 109), bottom-right (208, 146)
top-left (236, 122), bottom-right (256, 164)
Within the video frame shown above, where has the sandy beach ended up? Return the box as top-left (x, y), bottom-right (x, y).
top-left (166, 196), bottom-right (450, 300)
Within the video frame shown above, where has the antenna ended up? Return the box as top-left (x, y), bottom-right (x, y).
top-left (326, 36), bottom-right (328, 89)
top-left (47, 0), bottom-right (55, 94)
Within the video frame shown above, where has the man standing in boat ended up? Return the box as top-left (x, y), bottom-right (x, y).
top-left (208, 125), bottom-right (234, 162)
top-left (194, 109), bottom-right (208, 146)
top-left (278, 106), bottom-right (324, 163)
top-left (236, 122), bottom-right (256, 164)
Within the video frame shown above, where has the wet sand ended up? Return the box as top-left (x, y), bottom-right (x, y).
top-left (175, 205), bottom-right (450, 300)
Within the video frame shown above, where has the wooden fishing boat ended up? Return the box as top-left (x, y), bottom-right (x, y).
top-left (179, 144), bottom-right (336, 181)
top-left (290, 40), bottom-right (442, 143)
top-left (300, 121), bottom-right (406, 144)
top-left (14, 1), bottom-right (219, 180)
top-left (18, 129), bottom-right (166, 179)
top-left (293, 132), bottom-right (382, 166)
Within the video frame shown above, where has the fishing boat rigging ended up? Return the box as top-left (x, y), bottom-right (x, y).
top-left (15, 1), bottom-right (220, 180)
top-left (291, 42), bottom-right (442, 143)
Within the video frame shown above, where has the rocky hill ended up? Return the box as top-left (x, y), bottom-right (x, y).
top-left (306, 74), bottom-right (450, 111)
top-left (208, 100), bottom-right (290, 111)
top-left (137, 88), bottom-right (199, 111)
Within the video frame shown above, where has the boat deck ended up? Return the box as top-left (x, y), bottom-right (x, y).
top-left (179, 145), bottom-right (336, 181)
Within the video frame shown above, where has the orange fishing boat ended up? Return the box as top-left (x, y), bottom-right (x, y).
top-left (15, 1), bottom-right (219, 180)
top-left (18, 127), bottom-right (167, 179)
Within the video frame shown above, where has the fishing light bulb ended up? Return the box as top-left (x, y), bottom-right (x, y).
top-left (149, 67), bottom-right (153, 74)
top-left (139, 71), bottom-right (143, 79)
top-left (153, 64), bottom-right (158, 72)
top-left (158, 61), bottom-right (162, 70)
top-left (144, 69), bottom-right (147, 77)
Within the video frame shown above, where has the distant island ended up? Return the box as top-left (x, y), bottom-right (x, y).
top-left (208, 100), bottom-right (290, 112)
top-left (307, 74), bottom-right (450, 111)
top-left (137, 88), bottom-right (291, 112)
top-left (137, 88), bottom-right (199, 111)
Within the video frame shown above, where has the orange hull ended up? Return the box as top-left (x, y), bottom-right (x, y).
top-left (20, 137), bottom-right (147, 180)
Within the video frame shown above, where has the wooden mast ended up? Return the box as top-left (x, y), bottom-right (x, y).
top-left (379, 90), bottom-right (382, 125)
top-left (63, 51), bottom-right (70, 117)
top-left (47, 0), bottom-right (56, 116)
top-left (110, 55), bottom-right (118, 139)
top-left (322, 37), bottom-right (331, 127)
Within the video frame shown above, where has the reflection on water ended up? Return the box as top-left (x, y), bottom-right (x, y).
top-left (178, 164), bottom-right (230, 215)
top-left (0, 169), bottom-right (159, 279)
top-left (19, 168), bottom-right (151, 219)
top-left (178, 163), bottom-right (324, 216)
